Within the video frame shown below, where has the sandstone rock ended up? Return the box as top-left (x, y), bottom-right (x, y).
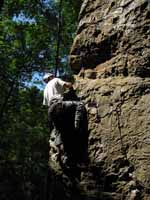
top-left (75, 77), bottom-right (150, 199)
top-left (48, 0), bottom-right (150, 199)
top-left (69, 0), bottom-right (150, 77)
top-left (48, 76), bottom-right (150, 199)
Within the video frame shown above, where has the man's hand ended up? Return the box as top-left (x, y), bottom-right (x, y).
top-left (64, 82), bottom-right (72, 89)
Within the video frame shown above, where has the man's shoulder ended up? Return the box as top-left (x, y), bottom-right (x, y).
top-left (54, 77), bottom-right (61, 81)
top-left (54, 77), bottom-right (65, 84)
top-left (47, 78), bottom-right (57, 85)
top-left (50, 77), bottom-right (59, 82)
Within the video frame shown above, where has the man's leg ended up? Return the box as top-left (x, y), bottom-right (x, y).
top-left (62, 101), bottom-right (88, 165)
top-left (74, 102), bottom-right (87, 131)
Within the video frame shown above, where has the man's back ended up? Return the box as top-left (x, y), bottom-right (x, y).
top-left (43, 78), bottom-right (66, 106)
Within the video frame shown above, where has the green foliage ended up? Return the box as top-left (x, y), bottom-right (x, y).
top-left (0, 0), bottom-right (82, 199)
top-left (0, 86), bottom-right (50, 200)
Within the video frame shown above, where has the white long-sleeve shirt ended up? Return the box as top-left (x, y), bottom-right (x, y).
top-left (43, 78), bottom-right (66, 106)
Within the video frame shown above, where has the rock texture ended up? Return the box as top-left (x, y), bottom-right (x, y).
top-left (74, 76), bottom-right (150, 199)
top-left (70, 0), bottom-right (150, 77)
top-left (47, 0), bottom-right (150, 199)
top-left (47, 78), bottom-right (150, 199)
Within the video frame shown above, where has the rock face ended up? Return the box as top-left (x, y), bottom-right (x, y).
top-left (74, 76), bottom-right (150, 199)
top-left (70, 0), bottom-right (150, 77)
top-left (47, 0), bottom-right (150, 199)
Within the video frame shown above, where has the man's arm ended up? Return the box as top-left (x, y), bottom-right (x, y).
top-left (57, 78), bottom-right (73, 90)
top-left (43, 88), bottom-right (48, 106)
top-left (64, 82), bottom-right (72, 89)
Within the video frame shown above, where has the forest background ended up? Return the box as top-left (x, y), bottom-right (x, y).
top-left (0, 0), bottom-right (82, 199)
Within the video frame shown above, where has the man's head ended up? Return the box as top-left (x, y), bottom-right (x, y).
top-left (43, 73), bottom-right (54, 83)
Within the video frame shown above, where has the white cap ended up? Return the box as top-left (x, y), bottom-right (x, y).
top-left (43, 73), bottom-right (53, 80)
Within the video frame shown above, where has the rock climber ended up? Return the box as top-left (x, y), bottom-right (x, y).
top-left (43, 72), bottom-right (73, 107)
top-left (43, 72), bottom-right (86, 132)
top-left (43, 72), bottom-right (88, 166)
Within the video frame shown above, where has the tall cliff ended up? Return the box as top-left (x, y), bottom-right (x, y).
top-left (70, 0), bottom-right (149, 77)
top-left (47, 0), bottom-right (150, 199)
